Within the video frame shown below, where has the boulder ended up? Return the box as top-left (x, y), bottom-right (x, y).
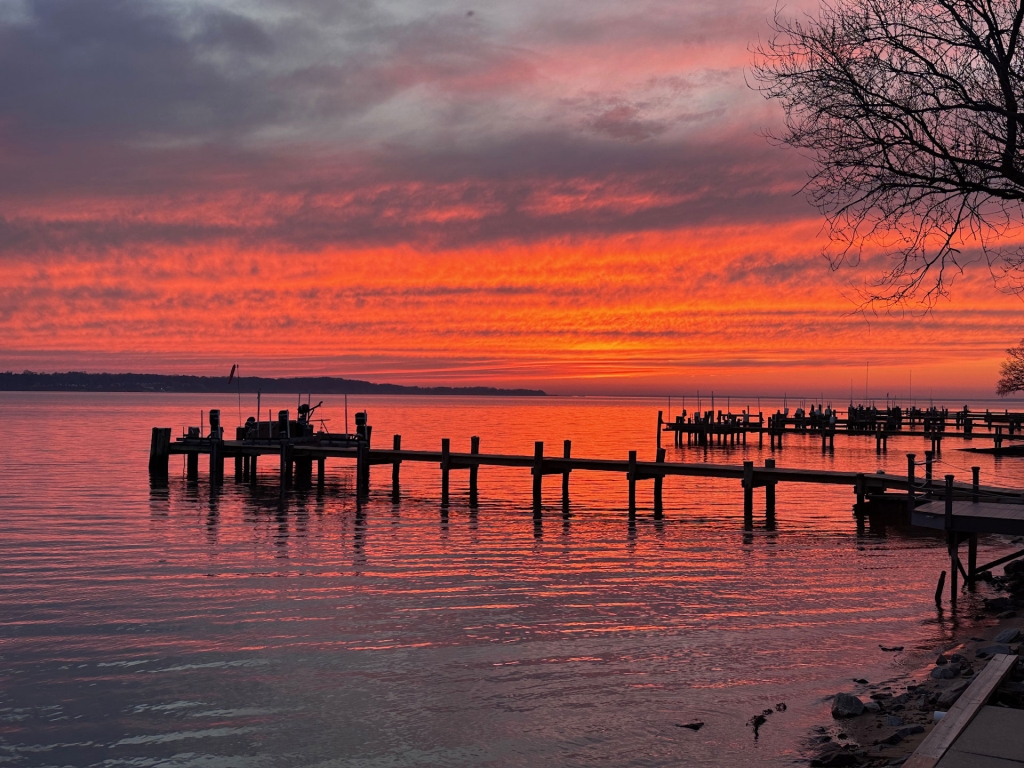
top-left (976, 644), bottom-right (1012, 658)
top-left (831, 692), bottom-right (866, 718)
top-left (930, 665), bottom-right (959, 679)
top-left (937, 681), bottom-right (970, 709)
top-left (994, 627), bottom-right (1021, 644)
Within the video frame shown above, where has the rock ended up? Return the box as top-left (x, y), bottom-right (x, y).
top-left (950, 654), bottom-right (967, 664)
top-left (930, 665), bottom-right (959, 679)
top-left (937, 681), bottom-right (970, 709)
top-left (915, 695), bottom-right (930, 711)
top-left (775, 702), bottom-right (787, 712)
top-left (976, 644), bottom-right (1012, 658)
top-left (935, 654), bottom-right (948, 665)
top-left (810, 744), bottom-right (861, 767)
top-left (885, 715), bottom-right (904, 727)
top-left (676, 721), bottom-right (703, 731)
top-left (832, 693), bottom-right (866, 718)
top-left (748, 713), bottom-right (767, 739)
top-left (870, 692), bottom-right (893, 700)
top-left (899, 725), bottom-right (925, 737)
top-left (995, 627), bottom-right (1021, 643)
top-left (998, 610), bottom-right (1017, 619)
top-left (864, 701), bottom-right (881, 713)
top-left (1005, 559), bottom-right (1024, 575)
top-left (853, 678), bottom-right (869, 684)
top-left (879, 645), bottom-right (904, 652)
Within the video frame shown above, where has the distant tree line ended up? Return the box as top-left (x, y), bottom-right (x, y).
top-left (0, 371), bottom-right (547, 397)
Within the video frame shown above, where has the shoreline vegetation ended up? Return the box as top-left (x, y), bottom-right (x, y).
top-left (0, 371), bottom-right (547, 397)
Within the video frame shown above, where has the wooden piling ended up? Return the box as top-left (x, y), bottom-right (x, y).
top-left (533, 441), bottom-right (543, 515)
top-left (934, 570), bottom-right (946, 604)
top-left (907, 453), bottom-right (916, 513)
top-left (210, 439), bottom-right (223, 486)
top-left (657, 410), bottom-right (663, 449)
top-left (765, 458), bottom-right (776, 526)
top-left (562, 440), bottom-right (571, 515)
top-left (392, 435), bottom-right (402, 501)
top-left (968, 534), bottom-right (978, 584)
top-left (249, 454), bottom-right (257, 486)
top-left (972, 466), bottom-right (980, 503)
top-left (317, 456), bottom-right (325, 487)
top-left (628, 450), bottom-right (637, 518)
top-left (279, 442), bottom-right (292, 497)
top-left (356, 439), bottom-right (369, 498)
top-left (148, 427), bottom-right (171, 482)
top-left (470, 436), bottom-right (480, 506)
top-left (743, 460), bottom-right (754, 530)
top-left (441, 438), bottom-right (450, 507)
top-left (855, 472), bottom-right (865, 508)
top-left (946, 474), bottom-right (957, 604)
top-left (653, 447), bottom-right (665, 519)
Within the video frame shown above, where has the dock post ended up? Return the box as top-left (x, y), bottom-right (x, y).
top-left (470, 436), bottom-right (480, 506)
top-left (628, 450), bottom-right (637, 519)
top-left (391, 435), bottom-right (401, 501)
top-left (356, 439), bottom-right (369, 499)
top-left (235, 427), bottom-right (244, 480)
top-left (946, 474), bottom-right (957, 604)
top-left (924, 450), bottom-right (934, 492)
top-left (855, 472), bottom-right (865, 509)
top-left (968, 534), bottom-right (978, 584)
top-left (657, 411), bottom-right (663, 449)
top-left (743, 460), bottom-right (754, 530)
top-left (562, 440), bottom-right (571, 515)
top-left (533, 441), bottom-right (544, 515)
top-left (210, 439), bottom-right (223, 486)
top-left (249, 454), bottom-right (257, 486)
top-left (441, 438), bottom-right (450, 507)
top-left (148, 427), bottom-right (171, 484)
top-left (906, 453), bottom-right (916, 513)
top-left (279, 443), bottom-right (292, 497)
top-left (972, 466), bottom-right (980, 503)
top-left (317, 456), bottom-right (325, 487)
top-left (653, 447), bottom-right (665, 519)
top-left (764, 458), bottom-right (776, 527)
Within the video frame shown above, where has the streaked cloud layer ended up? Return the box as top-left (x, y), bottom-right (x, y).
top-left (0, 0), bottom-right (1018, 396)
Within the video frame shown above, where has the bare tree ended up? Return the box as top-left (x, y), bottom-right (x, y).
top-left (752, 0), bottom-right (1024, 305)
top-left (998, 338), bottom-right (1024, 393)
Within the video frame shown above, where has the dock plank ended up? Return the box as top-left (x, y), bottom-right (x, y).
top-left (905, 654), bottom-right (1017, 768)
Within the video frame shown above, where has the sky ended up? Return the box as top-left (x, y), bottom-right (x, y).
top-left (1, 0), bottom-right (1023, 398)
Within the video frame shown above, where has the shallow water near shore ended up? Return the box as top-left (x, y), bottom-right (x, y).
top-left (3, 392), bottom-right (1024, 768)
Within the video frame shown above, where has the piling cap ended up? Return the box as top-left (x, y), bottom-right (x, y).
top-left (355, 411), bottom-right (368, 426)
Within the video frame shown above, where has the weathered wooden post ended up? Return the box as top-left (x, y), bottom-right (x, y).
top-left (210, 439), bottom-right (223, 486)
top-left (906, 453), bottom-right (916, 513)
top-left (968, 534), bottom-right (978, 585)
top-left (533, 441), bottom-right (544, 515)
top-left (764, 458), bottom-right (776, 526)
top-left (148, 427), bottom-right (171, 484)
top-left (628, 450), bottom-right (637, 519)
top-left (469, 436), bottom-right (480, 506)
top-left (317, 456), bottom-right (325, 487)
top-left (657, 411), bottom-right (663, 449)
top-left (356, 438), bottom-right (369, 499)
top-left (855, 472), bottom-right (865, 509)
top-left (743, 460), bottom-right (754, 530)
top-left (946, 474), bottom-right (957, 604)
top-left (279, 442), bottom-right (292, 498)
top-left (441, 438), bottom-right (451, 507)
top-left (653, 447), bottom-right (665, 518)
top-left (562, 439), bottom-right (571, 514)
top-left (924, 450), bottom-right (934, 492)
top-left (249, 454), bottom-right (257, 486)
top-left (391, 435), bottom-right (402, 501)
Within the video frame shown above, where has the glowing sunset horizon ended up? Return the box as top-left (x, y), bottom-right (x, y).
top-left (2, 0), bottom-right (1021, 398)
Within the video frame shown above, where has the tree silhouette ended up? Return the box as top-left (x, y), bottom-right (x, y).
top-left (753, 0), bottom-right (1024, 305)
top-left (998, 338), bottom-right (1024, 394)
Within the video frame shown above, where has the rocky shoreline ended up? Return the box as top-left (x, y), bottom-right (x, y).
top-left (807, 556), bottom-right (1024, 767)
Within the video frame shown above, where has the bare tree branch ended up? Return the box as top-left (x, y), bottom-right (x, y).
top-left (751, 0), bottom-right (1024, 305)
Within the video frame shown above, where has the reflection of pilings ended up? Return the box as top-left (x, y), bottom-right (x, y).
top-left (279, 442), bottom-right (292, 498)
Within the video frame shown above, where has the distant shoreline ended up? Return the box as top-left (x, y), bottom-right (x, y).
top-left (0, 371), bottom-right (547, 397)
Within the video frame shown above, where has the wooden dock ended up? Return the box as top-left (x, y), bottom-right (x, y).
top-left (660, 404), bottom-right (1024, 453)
top-left (147, 410), bottom-right (1024, 535)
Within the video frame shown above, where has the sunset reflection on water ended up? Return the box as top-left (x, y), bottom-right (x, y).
top-left (2, 393), bottom-right (1022, 767)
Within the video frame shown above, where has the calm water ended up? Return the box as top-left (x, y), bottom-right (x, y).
top-left (3, 393), bottom-right (1024, 768)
